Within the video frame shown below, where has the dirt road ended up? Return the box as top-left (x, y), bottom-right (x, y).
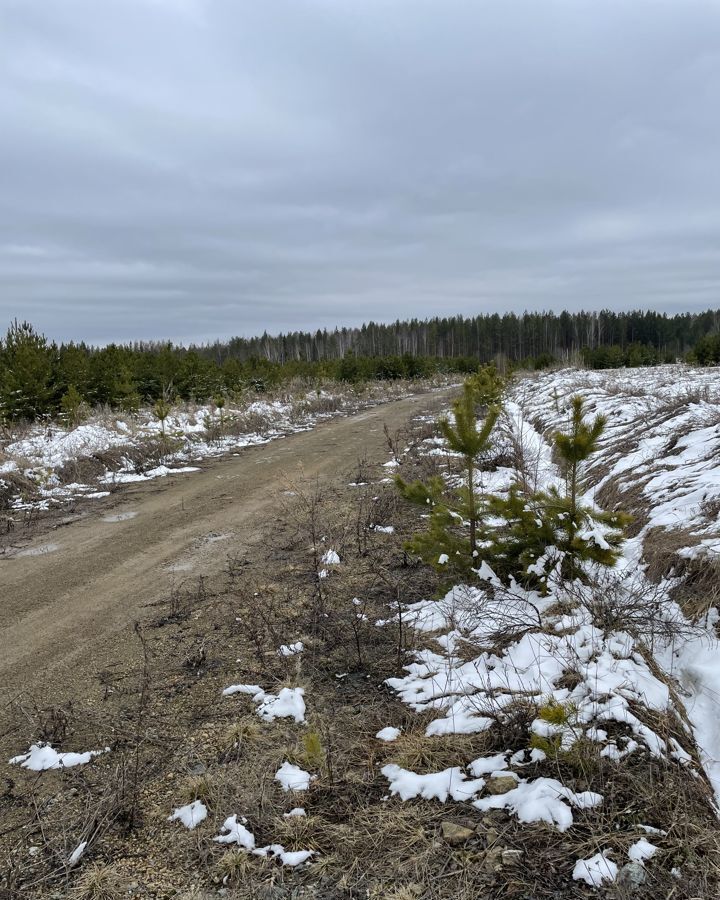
top-left (0, 389), bottom-right (452, 704)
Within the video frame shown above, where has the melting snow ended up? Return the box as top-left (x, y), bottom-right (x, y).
top-left (9, 744), bottom-right (109, 771)
top-left (168, 800), bottom-right (208, 830)
top-left (572, 852), bottom-right (618, 886)
top-left (222, 684), bottom-right (306, 723)
top-left (381, 765), bottom-right (486, 803)
top-left (628, 838), bottom-right (658, 863)
top-left (275, 762), bottom-right (313, 791)
top-left (214, 815), bottom-right (314, 866)
top-left (278, 642), bottom-right (304, 657)
top-left (474, 777), bottom-right (603, 832)
top-left (376, 727), bottom-right (401, 742)
top-left (68, 841), bottom-right (88, 867)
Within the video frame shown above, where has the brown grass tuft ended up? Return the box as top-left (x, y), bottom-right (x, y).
top-left (70, 863), bottom-right (124, 900)
top-left (642, 526), bottom-right (702, 583)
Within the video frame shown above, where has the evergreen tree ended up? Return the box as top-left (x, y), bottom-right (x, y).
top-left (214, 393), bottom-right (227, 433)
top-left (0, 321), bottom-right (54, 421)
top-left (396, 372), bottom-right (501, 582)
top-left (0, 309), bottom-right (718, 422)
top-left (153, 397), bottom-right (171, 437)
top-left (692, 333), bottom-right (720, 365)
top-left (60, 385), bottom-right (87, 427)
top-left (487, 396), bottom-right (630, 587)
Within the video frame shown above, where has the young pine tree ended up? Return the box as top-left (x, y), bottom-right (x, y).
top-left (60, 385), bottom-right (87, 427)
top-left (487, 395), bottom-right (630, 588)
top-left (463, 363), bottom-right (504, 410)
top-left (153, 397), bottom-right (172, 437)
top-left (0, 321), bottom-right (54, 421)
top-left (214, 393), bottom-right (227, 433)
top-left (396, 373), bottom-right (500, 583)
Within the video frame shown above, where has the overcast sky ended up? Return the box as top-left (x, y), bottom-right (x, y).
top-left (1, 0), bottom-right (719, 345)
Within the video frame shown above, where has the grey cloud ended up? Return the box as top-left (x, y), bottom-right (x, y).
top-left (1, 0), bottom-right (719, 343)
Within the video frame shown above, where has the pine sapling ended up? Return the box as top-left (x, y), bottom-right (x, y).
top-left (438, 380), bottom-right (500, 558)
top-left (153, 394), bottom-right (173, 461)
top-left (214, 393), bottom-right (227, 433)
top-left (153, 397), bottom-right (171, 438)
top-left (554, 395), bottom-right (605, 547)
top-left (60, 384), bottom-right (86, 427)
top-left (487, 395), bottom-right (630, 588)
top-left (396, 372), bottom-right (501, 582)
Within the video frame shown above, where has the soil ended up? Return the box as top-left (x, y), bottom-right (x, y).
top-left (0, 389), bottom-right (452, 715)
top-left (3, 384), bottom-right (715, 900)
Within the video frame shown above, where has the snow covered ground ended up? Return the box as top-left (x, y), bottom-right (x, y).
top-left (381, 364), bottom-right (720, 887)
top-left (514, 365), bottom-right (720, 800)
top-left (515, 365), bottom-right (720, 548)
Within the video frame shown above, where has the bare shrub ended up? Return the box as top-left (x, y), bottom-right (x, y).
top-left (564, 570), bottom-right (701, 648)
top-left (294, 393), bottom-right (344, 418)
top-left (218, 409), bottom-right (271, 438)
top-left (55, 455), bottom-right (107, 486)
top-left (384, 423), bottom-right (403, 464)
top-left (0, 467), bottom-right (39, 511)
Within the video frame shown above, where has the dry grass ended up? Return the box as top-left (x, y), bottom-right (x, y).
top-left (386, 730), bottom-right (492, 773)
top-left (54, 455), bottom-right (108, 486)
top-left (6, 386), bottom-right (720, 900)
top-left (642, 526), bottom-right (703, 582)
top-left (69, 864), bottom-right (125, 900)
top-left (670, 554), bottom-right (720, 623)
top-left (595, 474), bottom-right (652, 537)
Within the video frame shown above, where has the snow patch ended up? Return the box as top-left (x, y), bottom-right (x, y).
top-left (168, 800), bottom-right (207, 830)
top-left (275, 762), bottom-right (313, 792)
top-left (376, 727), bottom-right (401, 742)
top-left (572, 852), bottom-right (618, 886)
top-left (9, 744), bottom-right (109, 771)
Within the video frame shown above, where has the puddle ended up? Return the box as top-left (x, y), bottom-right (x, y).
top-left (102, 511), bottom-right (138, 523)
top-left (166, 560), bottom-right (195, 573)
top-left (202, 532), bottom-right (233, 545)
top-left (15, 543), bottom-right (60, 558)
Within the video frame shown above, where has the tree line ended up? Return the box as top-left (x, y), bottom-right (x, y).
top-left (0, 321), bottom-right (480, 422)
top-left (199, 308), bottom-right (720, 364)
top-left (0, 307), bottom-right (718, 422)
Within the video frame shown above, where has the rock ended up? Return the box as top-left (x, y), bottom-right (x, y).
top-left (476, 824), bottom-right (499, 848)
top-left (484, 775), bottom-right (518, 795)
top-left (482, 847), bottom-right (504, 873)
top-left (502, 849), bottom-right (523, 865)
top-left (189, 762), bottom-right (207, 775)
top-left (618, 862), bottom-right (647, 889)
top-left (441, 821), bottom-right (475, 846)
